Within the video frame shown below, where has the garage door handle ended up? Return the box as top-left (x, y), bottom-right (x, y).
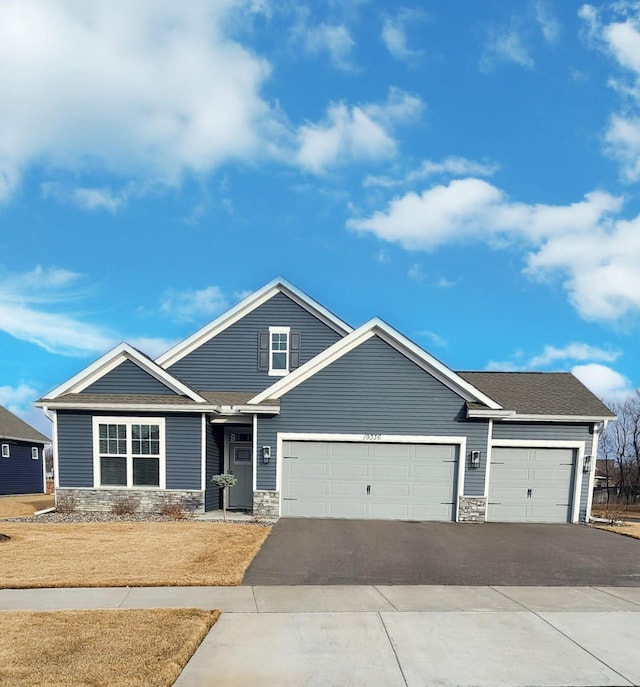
top-left (527, 488), bottom-right (532, 498)
top-left (366, 485), bottom-right (371, 495)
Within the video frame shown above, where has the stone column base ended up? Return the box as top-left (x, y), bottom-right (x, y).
top-left (458, 495), bottom-right (486, 522)
top-left (55, 488), bottom-right (204, 514)
top-left (253, 490), bottom-right (280, 518)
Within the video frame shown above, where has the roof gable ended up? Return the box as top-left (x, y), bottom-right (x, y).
top-left (0, 406), bottom-right (50, 443)
top-left (249, 318), bottom-right (503, 408)
top-left (155, 278), bottom-right (352, 369)
top-left (41, 343), bottom-right (205, 403)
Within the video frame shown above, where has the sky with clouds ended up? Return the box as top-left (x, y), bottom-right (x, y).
top-left (1, 0), bottom-right (639, 435)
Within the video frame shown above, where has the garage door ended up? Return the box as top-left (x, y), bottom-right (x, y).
top-left (488, 447), bottom-right (575, 523)
top-left (281, 440), bottom-right (458, 521)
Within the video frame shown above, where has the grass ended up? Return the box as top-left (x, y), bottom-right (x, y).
top-left (0, 608), bottom-right (219, 687)
top-left (0, 494), bottom-right (55, 518)
top-left (593, 521), bottom-right (640, 540)
top-left (0, 522), bottom-right (270, 588)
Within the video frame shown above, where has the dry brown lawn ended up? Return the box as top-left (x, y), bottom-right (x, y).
top-left (0, 494), bottom-right (55, 518)
top-left (594, 521), bottom-right (640, 540)
top-left (0, 522), bottom-right (270, 588)
top-left (0, 608), bottom-right (219, 687)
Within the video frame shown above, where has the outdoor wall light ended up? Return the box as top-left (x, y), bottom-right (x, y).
top-left (261, 446), bottom-right (271, 464)
top-left (469, 450), bottom-right (481, 469)
top-left (583, 454), bottom-right (592, 473)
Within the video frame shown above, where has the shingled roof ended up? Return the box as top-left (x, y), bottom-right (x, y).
top-left (458, 372), bottom-right (615, 418)
top-left (0, 405), bottom-right (50, 443)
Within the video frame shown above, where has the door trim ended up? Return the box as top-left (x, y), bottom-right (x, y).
top-left (488, 439), bottom-right (585, 523)
top-left (276, 432), bottom-right (466, 521)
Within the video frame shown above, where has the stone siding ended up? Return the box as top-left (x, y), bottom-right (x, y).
top-left (458, 495), bottom-right (486, 523)
top-left (55, 488), bottom-right (204, 514)
top-left (253, 490), bottom-right (280, 518)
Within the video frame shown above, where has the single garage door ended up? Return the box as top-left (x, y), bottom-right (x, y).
top-left (281, 440), bottom-right (458, 521)
top-left (488, 447), bottom-right (576, 523)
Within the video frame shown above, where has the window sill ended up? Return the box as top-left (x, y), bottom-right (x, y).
top-left (268, 369), bottom-right (289, 377)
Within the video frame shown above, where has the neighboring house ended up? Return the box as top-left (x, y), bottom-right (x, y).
top-left (36, 278), bottom-right (615, 523)
top-left (0, 405), bottom-right (50, 496)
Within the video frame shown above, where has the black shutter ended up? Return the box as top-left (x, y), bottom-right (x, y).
top-left (258, 331), bottom-right (269, 370)
top-left (290, 331), bottom-right (301, 369)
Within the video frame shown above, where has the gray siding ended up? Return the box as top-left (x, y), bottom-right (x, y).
top-left (168, 292), bottom-right (343, 391)
top-left (205, 425), bottom-right (224, 511)
top-left (57, 411), bottom-right (94, 487)
top-left (256, 335), bottom-right (489, 493)
top-left (56, 411), bottom-right (203, 491)
top-left (84, 360), bottom-right (177, 395)
top-left (166, 414), bottom-right (202, 490)
top-left (491, 421), bottom-right (594, 520)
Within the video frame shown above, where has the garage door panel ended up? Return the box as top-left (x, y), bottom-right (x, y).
top-left (280, 440), bottom-right (458, 521)
top-left (488, 447), bottom-right (575, 523)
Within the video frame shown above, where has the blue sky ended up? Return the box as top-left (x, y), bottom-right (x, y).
top-left (1, 0), bottom-right (640, 436)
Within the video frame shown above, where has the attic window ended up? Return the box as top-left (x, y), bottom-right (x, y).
top-left (269, 326), bottom-right (290, 375)
top-left (1, 444), bottom-right (9, 458)
top-left (31, 447), bottom-right (39, 460)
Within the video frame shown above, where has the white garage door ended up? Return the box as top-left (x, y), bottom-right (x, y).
top-left (281, 440), bottom-right (458, 521)
top-left (488, 447), bottom-right (576, 523)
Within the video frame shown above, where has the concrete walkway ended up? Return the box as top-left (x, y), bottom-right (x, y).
top-left (2, 585), bottom-right (639, 686)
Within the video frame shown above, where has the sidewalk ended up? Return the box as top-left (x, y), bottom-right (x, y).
top-left (2, 585), bottom-right (639, 686)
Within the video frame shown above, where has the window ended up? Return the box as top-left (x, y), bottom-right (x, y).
top-left (31, 447), bottom-right (39, 460)
top-left (269, 326), bottom-right (289, 375)
top-left (1, 444), bottom-right (9, 458)
top-left (93, 418), bottom-right (165, 489)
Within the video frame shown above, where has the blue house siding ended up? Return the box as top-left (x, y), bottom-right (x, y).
top-left (256, 335), bottom-right (489, 493)
top-left (167, 292), bottom-right (344, 391)
top-left (204, 424), bottom-right (224, 511)
top-left (491, 421), bottom-right (594, 520)
top-left (0, 441), bottom-right (44, 495)
top-left (56, 411), bottom-right (203, 491)
top-left (83, 360), bottom-right (177, 395)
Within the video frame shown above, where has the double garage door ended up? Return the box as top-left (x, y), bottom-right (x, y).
top-left (488, 447), bottom-right (576, 523)
top-left (281, 440), bottom-right (458, 521)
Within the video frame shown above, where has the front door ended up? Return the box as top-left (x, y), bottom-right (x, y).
top-left (227, 430), bottom-right (253, 510)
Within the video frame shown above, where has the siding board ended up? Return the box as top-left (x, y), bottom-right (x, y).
top-left (168, 292), bottom-right (343, 391)
top-left (84, 360), bottom-right (176, 395)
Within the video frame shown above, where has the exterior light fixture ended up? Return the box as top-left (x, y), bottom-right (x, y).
top-left (261, 446), bottom-right (271, 464)
top-left (469, 450), bottom-right (481, 469)
top-left (583, 455), bottom-right (592, 473)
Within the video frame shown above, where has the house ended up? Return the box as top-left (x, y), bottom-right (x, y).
top-left (0, 405), bottom-right (50, 496)
top-left (35, 278), bottom-right (615, 523)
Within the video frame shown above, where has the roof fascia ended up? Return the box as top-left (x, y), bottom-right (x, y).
top-left (467, 408), bottom-right (516, 419)
top-left (155, 278), bottom-right (353, 369)
top-left (249, 319), bottom-right (503, 408)
top-left (36, 401), bottom-right (217, 412)
top-left (42, 343), bottom-right (206, 403)
top-left (0, 434), bottom-right (50, 444)
top-left (498, 413), bottom-right (618, 423)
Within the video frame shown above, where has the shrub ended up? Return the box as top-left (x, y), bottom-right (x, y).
top-left (56, 493), bottom-right (77, 515)
top-left (111, 494), bottom-right (140, 516)
top-left (159, 496), bottom-right (189, 520)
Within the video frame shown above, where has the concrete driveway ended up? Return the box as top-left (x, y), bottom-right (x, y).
top-left (243, 519), bottom-right (640, 586)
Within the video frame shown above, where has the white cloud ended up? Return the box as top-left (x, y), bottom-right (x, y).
top-left (160, 285), bottom-right (229, 323)
top-left (364, 156), bottom-right (498, 188)
top-left (295, 88), bottom-right (423, 173)
top-left (407, 263), bottom-right (423, 280)
top-left (304, 23), bottom-right (356, 71)
top-left (572, 363), bottom-right (636, 402)
top-left (0, 0), bottom-right (272, 200)
top-left (533, 1), bottom-right (560, 44)
top-left (381, 10), bottom-right (424, 63)
top-left (480, 28), bottom-right (534, 71)
top-left (435, 277), bottom-right (458, 289)
top-left (528, 343), bottom-right (621, 368)
top-left (0, 265), bottom-right (174, 357)
top-left (42, 182), bottom-right (130, 213)
top-left (416, 330), bottom-right (447, 348)
top-left (348, 178), bottom-right (640, 322)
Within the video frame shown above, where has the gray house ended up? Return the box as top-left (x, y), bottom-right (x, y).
top-left (0, 405), bottom-right (49, 496)
top-left (36, 278), bottom-right (615, 523)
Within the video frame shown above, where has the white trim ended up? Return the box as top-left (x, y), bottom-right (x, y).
top-left (42, 343), bottom-right (206, 403)
top-left (268, 325), bottom-right (290, 376)
top-left (482, 419), bottom-right (493, 522)
top-left (252, 414), bottom-right (258, 493)
top-left (52, 410), bottom-right (59, 490)
top-left (585, 423), bottom-right (601, 522)
top-left (489, 439), bottom-right (585, 523)
top-left (39, 403), bottom-right (219, 412)
top-left (156, 278), bottom-right (352, 368)
top-left (200, 414), bottom-right (207, 492)
top-left (249, 319), bottom-right (502, 408)
top-left (275, 432), bottom-right (466, 522)
top-left (498, 414), bottom-right (616, 423)
top-left (1, 443), bottom-right (9, 458)
top-left (91, 416), bottom-right (166, 490)
top-left (31, 446), bottom-right (39, 460)
top-left (467, 409), bottom-right (516, 419)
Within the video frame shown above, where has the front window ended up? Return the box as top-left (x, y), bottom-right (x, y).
top-left (93, 418), bottom-right (165, 488)
top-left (1, 444), bottom-right (9, 458)
top-left (269, 326), bottom-right (290, 376)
